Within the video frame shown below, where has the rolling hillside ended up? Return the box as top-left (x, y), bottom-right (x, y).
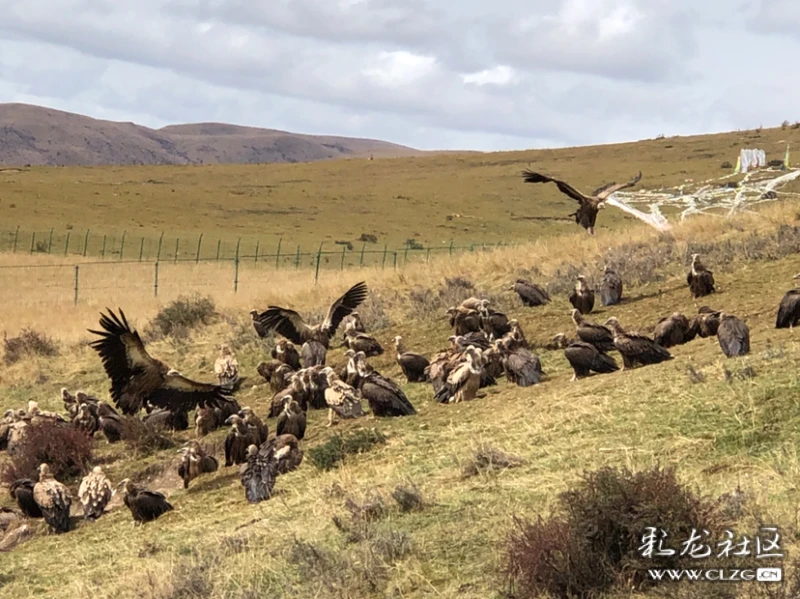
top-left (0, 103), bottom-right (423, 167)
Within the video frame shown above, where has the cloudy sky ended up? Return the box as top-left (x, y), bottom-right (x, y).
top-left (0, 0), bottom-right (797, 151)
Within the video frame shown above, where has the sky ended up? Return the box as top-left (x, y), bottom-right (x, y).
top-left (0, 0), bottom-right (798, 152)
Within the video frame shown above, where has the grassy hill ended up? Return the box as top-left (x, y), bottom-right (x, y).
top-left (0, 103), bottom-right (423, 168)
top-left (3, 193), bottom-right (800, 598)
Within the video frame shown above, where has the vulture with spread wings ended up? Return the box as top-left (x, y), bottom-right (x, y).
top-left (254, 281), bottom-right (369, 349)
top-left (88, 308), bottom-right (234, 415)
top-left (520, 169), bottom-right (643, 235)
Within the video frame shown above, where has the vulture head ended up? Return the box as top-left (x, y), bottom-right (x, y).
top-left (116, 478), bottom-right (135, 496)
top-left (219, 344), bottom-right (233, 357)
top-left (38, 463), bottom-right (55, 481)
top-left (27, 401), bottom-right (40, 416)
top-left (246, 444), bottom-right (259, 458)
top-left (321, 366), bottom-right (338, 384)
top-left (570, 309), bottom-right (584, 326)
top-left (603, 317), bottom-right (624, 335)
top-left (61, 388), bottom-right (73, 402)
top-left (793, 273), bottom-right (800, 280)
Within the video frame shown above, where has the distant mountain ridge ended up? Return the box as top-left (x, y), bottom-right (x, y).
top-left (0, 103), bottom-right (423, 166)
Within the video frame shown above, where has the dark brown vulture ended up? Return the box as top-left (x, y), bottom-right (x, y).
top-left (240, 407), bottom-right (268, 446)
top-left (568, 276), bottom-right (595, 315)
top-left (341, 311), bottom-right (366, 341)
top-left (254, 281), bottom-right (369, 353)
top-left (224, 414), bottom-right (258, 466)
top-left (9, 479), bottom-right (43, 519)
top-left (177, 441), bottom-right (219, 489)
top-left (97, 402), bottom-right (122, 443)
top-left (194, 406), bottom-right (217, 437)
top-left (143, 407), bottom-right (189, 431)
top-left (776, 275), bottom-right (800, 329)
top-left (604, 317), bottom-right (673, 370)
top-left (240, 444), bottom-right (277, 503)
top-left (118, 479), bottom-right (173, 524)
top-left (271, 339), bottom-right (302, 370)
top-left (445, 306), bottom-right (482, 335)
top-left (88, 308), bottom-right (234, 416)
top-left (78, 466), bottom-right (113, 521)
top-left (521, 168), bottom-right (642, 235)
top-left (653, 313), bottom-right (698, 348)
top-left (694, 306), bottom-right (722, 338)
top-left (497, 337), bottom-right (542, 387)
top-left (301, 340), bottom-right (327, 367)
top-left (249, 309), bottom-right (269, 338)
top-left (599, 265), bottom-right (623, 306)
top-left (434, 346), bottom-right (483, 404)
top-left (571, 309), bottom-right (615, 352)
top-left (717, 313), bottom-right (750, 357)
top-left (687, 254), bottom-right (715, 299)
top-left (393, 336), bottom-right (430, 383)
top-left (355, 353), bottom-right (416, 416)
top-left (72, 404), bottom-right (98, 436)
top-left (478, 301), bottom-right (512, 340)
top-left (322, 367), bottom-right (364, 426)
top-left (510, 279), bottom-right (550, 307)
top-left (506, 319), bottom-right (529, 348)
top-left (343, 323), bottom-right (384, 356)
top-left (563, 341), bottom-right (619, 380)
top-left (275, 396), bottom-right (307, 440)
top-left (33, 464), bottom-right (72, 534)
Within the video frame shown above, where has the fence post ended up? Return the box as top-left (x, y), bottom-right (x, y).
top-left (234, 256), bottom-right (240, 293)
top-left (275, 238), bottom-right (282, 269)
top-left (254, 240), bottom-right (260, 264)
top-left (314, 246), bottom-right (323, 284)
top-left (196, 234), bottom-right (203, 264)
top-left (341, 245), bottom-right (347, 270)
top-left (174, 238), bottom-right (180, 263)
top-left (83, 230), bottom-right (90, 257)
top-left (393, 252), bottom-right (398, 268)
top-left (12, 226), bottom-right (19, 252)
top-left (449, 240), bottom-right (454, 256)
top-left (404, 245), bottom-right (409, 264)
top-left (47, 228), bottom-right (54, 254)
top-left (119, 231), bottom-right (126, 260)
top-left (215, 239), bottom-right (221, 261)
top-left (381, 244), bottom-right (388, 268)
top-left (100, 234), bottom-right (107, 258)
top-left (426, 247), bottom-right (431, 262)
top-left (359, 243), bottom-right (366, 266)
top-left (154, 262), bottom-right (159, 297)
top-left (74, 265), bottom-right (79, 305)
top-left (30, 231), bottom-right (36, 254)
top-left (234, 238), bottom-right (241, 264)
top-left (139, 237), bottom-right (145, 261)
top-left (295, 245), bottom-right (301, 269)
top-left (470, 244), bottom-right (475, 252)
top-left (64, 232), bottom-right (71, 256)
top-left (156, 232), bottom-right (164, 261)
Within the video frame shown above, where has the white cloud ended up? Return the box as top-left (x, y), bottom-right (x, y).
top-left (462, 65), bottom-right (518, 86)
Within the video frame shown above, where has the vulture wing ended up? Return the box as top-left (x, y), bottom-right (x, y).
top-left (148, 372), bottom-right (233, 413)
top-left (321, 281), bottom-right (369, 338)
top-left (520, 169), bottom-right (590, 205)
top-left (257, 307), bottom-right (314, 345)
top-left (595, 171), bottom-right (643, 200)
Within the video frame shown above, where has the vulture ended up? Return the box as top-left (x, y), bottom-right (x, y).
top-left (568, 276), bottom-right (595, 315)
top-left (510, 279), bottom-right (550, 307)
top-left (776, 275), bottom-right (800, 329)
top-left (322, 367), bottom-right (364, 426)
top-left (694, 306), bottom-right (722, 338)
top-left (177, 441), bottom-right (219, 489)
top-left (564, 341), bottom-right (620, 380)
top-left (653, 313), bottom-right (698, 348)
top-left (275, 396), bottom-right (307, 440)
top-left (341, 311), bottom-right (366, 339)
top-left (434, 346), bottom-right (483, 404)
top-left (268, 433), bottom-right (304, 475)
top-left (355, 353), bottom-right (417, 416)
top-left (214, 344), bottom-right (240, 391)
top-left (497, 338), bottom-right (542, 387)
top-left (254, 281), bottom-right (369, 353)
top-left (78, 466), bottom-right (113, 521)
top-left (507, 319), bottom-right (529, 348)
top-left (343, 322), bottom-right (384, 356)
top-left (88, 308), bottom-right (234, 416)
top-left (72, 404), bottom-right (98, 436)
top-left (521, 168), bottom-right (642, 235)
top-left (394, 336), bottom-right (430, 383)
top-left (33, 464), bottom-right (72, 534)
top-left (604, 317), bottom-right (673, 370)
top-left (478, 301), bottom-right (512, 340)
top-left (224, 414), bottom-right (258, 466)
top-left (301, 340), bottom-right (327, 368)
top-left (268, 375), bottom-right (308, 418)
top-left (545, 333), bottom-right (571, 351)
top-left (571, 309), bottom-right (615, 352)
top-left (445, 306), bottom-right (483, 335)
top-left (195, 406), bottom-right (217, 437)
top-left (460, 297), bottom-right (484, 310)
top-left (687, 254), bottom-right (715, 299)
top-left (240, 407), bottom-right (268, 445)
top-left (240, 444), bottom-right (277, 503)
top-left (599, 265), bottom-right (623, 306)
top-left (143, 407), bottom-right (189, 432)
top-left (257, 360), bottom-right (295, 394)
top-left (118, 479), bottom-right (173, 524)
top-left (717, 313), bottom-right (750, 357)
top-left (97, 402), bottom-right (122, 443)
top-left (9, 479), bottom-right (43, 519)
top-left (271, 340), bottom-right (302, 371)
top-left (250, 309), bottom-right (269, 338)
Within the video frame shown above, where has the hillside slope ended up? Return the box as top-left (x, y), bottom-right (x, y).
top-left (0, 103), bottom-right (422, 166)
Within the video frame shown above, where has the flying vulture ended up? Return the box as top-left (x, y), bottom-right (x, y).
top-left (571, 309), bottom-right (615, 352)
top-left (239, 444), bottom-right (277, 504)
top-left (393, 336), bottom-right (430, 383)
top-left (687, 254), bottom-right (715, 299)
top-left (322, 367), bottom-right (364, 426)
top-left (88, 308), bottom-right (234, 415)
top-left (214, 344), bottom-right (240, 392)
top-left (520, 168), bottom-right (642, 235)
top-left (717, 313), bottom-right (750, 357)
top-left (78, 466), bottom-right (113, 521)
top-left (564, 340), bottom-right (619, 380)
top-left (33, 464), bottom-right (72, 534)
top-left (604, 317), bottom-right (673, 370)
top-left (568, 276), bottom-right (595, 315)
top-left (118, 479), bottom-right (173, 524)
top-left (653, 313), bottom-right (698, 348)
top-left (275, 396), bottom-right (307, 440)
top-left (776, 275), bottom-right (800, 329)
top-left (355, 353), bottom-right (417, 416)
top-left (433, 346), bottom-right (483, 404)
top-left (177, 441), bottom-right (219, 489)
top-left (509, 279), bottom-right (550, 307)
top-left (599, 266), bottom-right (623, 306)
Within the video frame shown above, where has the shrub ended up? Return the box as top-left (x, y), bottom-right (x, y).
top-left (358, 233), bottom-right (378, 243)
top-left (404, 238), bottom-right (424, 250)
top-left (307, 429), bottom-right (387, 471)
top-left (505, 465), bottom-right (721, 599)
top-left (3, 328), bottom-right (59, 365)
top-left (1, 420), bottom-right (92, 483)
top-left (391, 482), bottom-right (425, 512)
top-left (721, 161), bottom-right (733, 169)
top-left (782, 120), bottom-right (790, 130)
top-left (462, 445), bottom-right (524, 478)
top-left (145, 294), bottom-right (217, 339)
top-left (120, 416), bottom-right (176, 456)
top-left (334, 240), bottom-right (354, 250)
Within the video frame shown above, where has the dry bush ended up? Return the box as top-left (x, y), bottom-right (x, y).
top-left (505, 465), bottom-right (722, 599)
top-left (356, 292), bottom-right (393, 331)
top-left (145, 294), bottom-right (217, 340)
top-left (3, 328), bottom-right (59, 365)
top-left (120, 416), bottom-right (176, 456)
top-left (391, 482), bottom-right (425, 512)
top-left (1, 421), bottom-right (92, 483)
top-left (462, 445), bottom-right (524, 478)
top-left (307, 428), bottom-right (387, 471)
top-left (405, 275), bottom-right (511, 320)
